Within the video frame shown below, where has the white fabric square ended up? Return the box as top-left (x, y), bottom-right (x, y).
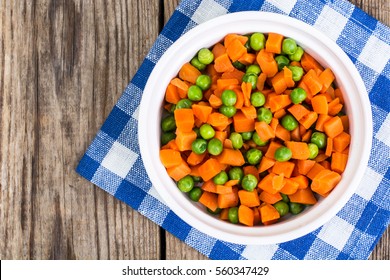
top-left (138, 194), bottom-right (169, 226)
top-left (267, 0), bottom-right (297, 14)
top-left (241, 244), bottom-right (278, 260)
top-left (358, 35), bottom-right (390, 73)
top-left (148, 186), bottom-right (167, 205)
top-left (314, 6), bottom-right (349, 42)
top-left (318, 216), bottom-right (354, 251)
top-left (376, 112), bottom-right (390, 147)
top-left (185, 228), bottom-right (217, 256)
top-left (191, 0), bottom-right (228, 24)
top-left (355, 167), bottom-right (383, 201)
top-left (101, 141), bottom-right (138, 178)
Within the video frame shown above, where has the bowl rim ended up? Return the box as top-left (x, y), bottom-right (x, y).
top-left (138, 11), bottom-right (372, 244)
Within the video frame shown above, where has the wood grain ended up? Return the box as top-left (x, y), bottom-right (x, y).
top-left (0, 0), bottom-right (388, 260)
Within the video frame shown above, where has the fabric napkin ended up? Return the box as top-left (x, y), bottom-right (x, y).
top-left (76, 0), bottom-right (390, 260)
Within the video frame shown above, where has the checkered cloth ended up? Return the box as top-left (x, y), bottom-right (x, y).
top-left (76, 0), bottom-right (390, 260)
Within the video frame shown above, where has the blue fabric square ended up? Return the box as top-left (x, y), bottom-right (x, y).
top-left (100, 106), bottom-right (131, 140)
top-left (229, 0), bottom-right (263, 12)
top-left (355, 201), bottom-right (379, 231)
top-left (369, 74), bottom-right (390, 111)
top-left (209, 240), bottom-right (243, 260)
top-left (91, 166), bottom-right (123, 195)
top-left (161, 11), bottom-right (191, 42)
top-left (260, 1), bottom-right (287, 14)
top-left (371, 176), bottom-right (390, 211)
top-left (366, 208), bottom-right (390, 235)
top-left (272, 248), bottom-right (297, 260)
top-left (162, 211), bottom-right (191, 241)
top-left (351, 6), bottom-right (377, 32)
top-left (131, 59), bottom-right (155, 90)
top-left (116, 84), bottom-right (143, 116)
top-left (76, 155), bottom-right (100, 181)
top-left (336, 251), bottom-right (349, 260)
top-left (115, 180), bottom-right (147, 210)
top-left (279, 233), bottom-right (317, 259)
top-left (290, 0), bottom-right (325, 25)
top-left (125, 156), bottom-right (152, 192)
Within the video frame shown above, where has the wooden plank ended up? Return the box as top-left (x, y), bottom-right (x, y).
top-left (0, 0), bottom-right (162, 259)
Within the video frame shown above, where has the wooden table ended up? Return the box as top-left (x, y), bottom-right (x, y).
top-left (0, 0), bottom-right (388, 260)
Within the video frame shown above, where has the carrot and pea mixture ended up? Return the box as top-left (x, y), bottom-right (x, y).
top-left (159, 32), bottom-right (350, 226)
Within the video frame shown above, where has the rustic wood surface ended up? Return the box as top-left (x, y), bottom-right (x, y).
top-left (0, 0), bottom-right (388, 260)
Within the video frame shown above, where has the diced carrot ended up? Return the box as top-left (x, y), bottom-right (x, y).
top-left (301, 130), bottom-right (312, 142)
top-left (256, 49), bottom-right (278, 77)
top-left (238, 190), bottom-right (261, 207)
top-left (299, 111), bottom-right (318, 129)
top-left (258, 173), bottom-right (278, 194)
top-left (311, 169), bottom-right (341, 196)
top-left (165, 83), bottom-right (181, 104)
top-left (216, 149), bottom-right (245, 166)
top-left (161, 139), bottom-right (179, 151)
top-left (340, 115), bottom-right (349, 132)
top-left (219, 208), bottom-right (229, 220)
top-left (216, 184), bottom-right (234, 194)
top-left (334, 88), bottom-right (345, 104)
top-left (259, 191), bottom-right (282, 204)
top-left (324, 116), bottom-right (343, 138)
top-left (331, 152), bottom-right (348, 174)
top-left (202, 180), bottom-right (217, 193)
top-left (175, 130), bottom-right (197, 151)
top-left (291, 127), bottom-right (301, 141)
top-left (187, 152), bottom-right (206, 166)
top-left (265, 33), bottom-right (283, 54)
top-left (271, 70), bottom-right (287, 94)
top-left (192, 104), bottom-right (213, 123)
top-left (233, 111), bottom-right (255, 132)
top-left (268, 94), bottom-right (292, 112)
top-left (311, 95), bottom-right (328, 115)
top-left (179, 62), bottom-right (201, 84)
top-left (238, 53), bottom-right (256, 65)
top-left (265, 141), bottom-right (283, 159)
top-left (217, 78), bottom-right (239, 91)
top-left (280, 178), bottom-right (300, 195)
top-left (207, 112), bottom-right (229, 127)
top-left (199, 191), bottom-right (219, 211)
top-left (306, 162), bottom-right (326, 180)
top-left (222, 68), bottom-right (245, 81)
top-left (214, 131), bottom-right (228, 143)
top-left (297, 159), bottom-right (316, 175)
top-left (315, 114), bottom-right (332, 132)
top-left (288, 187), bottom-right (317, 205)
top-left (209, 94), bottom-right (222, 108)
top-left (167, 159), bottom-right (191, 181)
top-left (253, 207), bottom-right (261, 225)
top-left (272, 173), bottom-right (286, 192)
top-left (258, 157), bottom-right (276, 173)
top-left (302, 69), bottom-right (322, 95)
top-left (328, 102), bottom-right (343, 116)
top-left (214, 53), bottom-right (234, 73)
top-left (275, 124), bottom-right (291, 142)
top-left (255, 121), bottom-right (276, 141)
top-left (212, 42), bottom-right (226, 59)
top-left (290, 175), bottom-right (309, 189)
top-left (333, 131), bottom-right (350, 153)
top-left (285, 141), bottom-right (310, 160)
top-left (198, 158), bottom-right (223, 181)
top-left (241, 82), bottom-right (252, 107)
top-left (224, 33), bottom-right (248, 48)
top-left (270, 117), bottom-right (279, 132)
top-left (325, 137), bottom-right (333, 157)
top-left (319, 68), bottom-right (335, 93)
top-left (160, 149), bottom-right (182, 168)
top-left (241, 106), bottom-right (257, 119)
top-left (272, 161), bottom-right (295, 178)
top-left (274, 108), bottom-right (287, 119)
top-left (257, 73), bottom-right (268, 91)
top-left (226, 38), bottom-right (247, 61)
top-left (243, 165), bottom-right (260, 182)
top-left (223, 139), bottom-right (233, 149)
top-left (174, 108), bottom-right (194, 132)
top-left (259, 203), bottom-right (280, 224)
top-left (170, 78), bottom-right (189, 99)
top-left (288, 104), bottom-right (310, 121)
top-left (300, 52), bottom-right (324, 73)
top-left (218, 191), bottom-right (239, 209)
top-left (238, 205), bottom-right (254, 226)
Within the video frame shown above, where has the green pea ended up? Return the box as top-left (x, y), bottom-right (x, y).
top-left (250, 32), bottom-right (266, 51)
top-left (219, 105), bottom-right (237, 118)
top-left (192, 176), bottom-right (202, 183)
top-left (177, 175), bottom-right (194, 193)
top-left (289, 202), bottom-right (304, 215)
top-left (191, 139), bottom-right (207, 154)
top-left (196, 75), bottom-right (212, 91)
top-left (250, 91), bottom-right (266, 107)
top-left (193, 127), bottom-right (201, 138)
top-left (281, 193), bottom-right (290, 203)
top-left (289, 46), bottom-right (304, 62)
top-left (274, 201), bottom-right (289, 217)
top-left (252, 132), bottom-right (268, 146)
top-left (232, 60), bottom-right (246, 70)
top-left (290, 87), bottom-right (307, 104)
top-left (308, 143), bottom-right (319, 159)
top-left (161, 115), bottom-right (176, 132)
top-left (311, 132), bottom-right (327, 149)
top-left (207, 138), bottom-right (223, 156)
top-left (241, 174), bottom-right (258, 192)
top-left (274, 147), bottom-right (292, 162)
top-left (199, 124), bottom-right (215, 140)
top-left (245, 148), bottom-right (263, 165)
top-left (187, 85), bottom-right (203, 101)
top-left (188, 187), bottom-right (203, 202)
top-left (288, 66), bottom-right (304, 82)
top-left (257, 108), bottom-right (273, 124)
top-left (161, 132), bottom-right (176, 145)
top-left (190, 57), bottom-right (206, 71)
top-left (207, 207), bottom-right (222, 215)
top-left (244, 34), bottom-right (251, 50)
top-left (228, 207), bottom-right (239, 224)
top-left (281, 114), bottom-right (298, 131)
top-left (246, 64), bottom-right (261, 75)
top-left (241, 131), bottom-right (254, 141)
top-left (228, 167), bottom-right (244, 183)
top-left (198, 48), bottom-right (214, 65)
top-left (169, 104), bottom-right (176, 113)
top-left (221, 89), bottom-right (237, 106)
top-left (213, 171), bottom-right (228, 185)
top-left (229, 132), bottom-right (243, 149)
top-left (282, 38), bottom-right (298, 55)
top-left (242, 73), bottom-right (258, 90)
top-left (275, 55), bottom-right (290, 71)
top-left (176, 98), bottom-right (192, 109)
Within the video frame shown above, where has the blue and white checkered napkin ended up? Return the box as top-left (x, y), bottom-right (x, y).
top-left (77, 0), bottom-right (390, 259)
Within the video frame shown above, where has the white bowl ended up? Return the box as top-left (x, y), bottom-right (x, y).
top-left (138, 12), bottom-right (372, 244)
